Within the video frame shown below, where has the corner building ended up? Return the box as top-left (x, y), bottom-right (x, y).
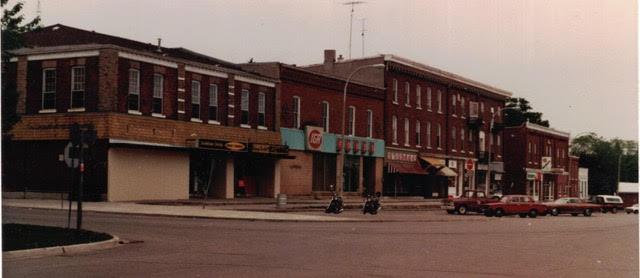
top-left (304, 50), bottom-right (512, 198)
top-left (3, 25), bottom-right (289, 201)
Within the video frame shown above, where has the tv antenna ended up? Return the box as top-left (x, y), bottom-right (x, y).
top-left (360, 18), bottom-right (366, 57)
top-left (37, 0), bottom-right (41, 18)
top-left (344, 1), bottom-right (365, 59)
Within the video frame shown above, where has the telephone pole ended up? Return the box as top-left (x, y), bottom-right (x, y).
top-left (344, 1), bottom-right (365, 59)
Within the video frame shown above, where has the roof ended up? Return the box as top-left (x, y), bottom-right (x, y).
top-left (504, 122), bottom-right (571, 139)
top-left (619, 182), bottom-right (639, 193)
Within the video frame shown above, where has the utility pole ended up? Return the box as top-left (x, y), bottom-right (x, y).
top-left (344, 1), bottom-right (365, 59)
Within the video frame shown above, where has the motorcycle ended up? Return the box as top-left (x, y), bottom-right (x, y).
top-left (362, 192), bottom-right (382, 215)
top-left (325, 185), bottom-right (344, 214)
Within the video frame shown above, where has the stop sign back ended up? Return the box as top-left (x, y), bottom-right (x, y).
top-left (465, 159), bottom-right (475, 171)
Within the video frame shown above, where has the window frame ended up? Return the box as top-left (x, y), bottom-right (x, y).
top-left (127, 69), bottom-right (140, 113)
top-left (404, 118), bottom-right (410, 146)
top-left (41, 68), bottom-right (57, 112)
top-left (241, 89), bottom-right (250, 126)
top-left (415, 120), bottom-right (421, 147)
top-left (427, 121), bottom-right (432, 148)
top-left (437, 90), bottom-right (442, 113)
top-left (392, 79), bottom-right (398, 104)
top-left (152, 73), bottom-right (164, 116)
top-left (347, 106), bottom-right (356, 136)
top-left (416, 85), bottom-right (422, 109)
top-left (257, 92), bottom-right (266, 128)
top-left (292, 96), bottom-right (301, 129)
top-left (208, 84), bottom-right (219, 123)
top-left (392, 115), bottom-right (398, 144)
top-left (436, 123), bottom-right (442, 149)
top-left (191, 80), bottom-right (202, 121)
top-left (405, 81), bottom-right (410, 107)
top-left (70, 66), bottom-right (85, 111)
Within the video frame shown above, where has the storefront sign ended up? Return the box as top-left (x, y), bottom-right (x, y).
top-left (541, 156), bottom-right (552, 172)
top-left (386, 151), bottom-right (417, 162)
top-left (251, 143), bottom-right (290, 155)
top-left (465, 159), bottom-right (475, 171)
top-left (527, 172), bottom-right (537, 180)
top-left (305, 126), bottom-right (324, 151)
top-left (448, 160), bottom-right (458, 169)
top-left (225, 142), bottom-right (247, 152)
top-left (197, 139), bottom-right (248, 152)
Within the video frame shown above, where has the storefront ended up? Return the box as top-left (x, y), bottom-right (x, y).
top-left (525, 169), bottom-right (543, 201)
top-left (383, 151), bottom-right (456, 198)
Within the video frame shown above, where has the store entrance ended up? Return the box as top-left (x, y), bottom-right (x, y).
top-left (189, 151), bottom-right (224, 198)
top-left (234, 156), bottom-right (275, 198)
top-left (363, 157), bottom-right (375, 194)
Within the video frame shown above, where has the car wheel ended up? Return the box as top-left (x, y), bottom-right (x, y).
top-left (601, 208), bottom-right (607, 213)
top-left (495, 208), bottom-right (504, 217)
top-left (584, 209), bottom-right (592, 217)
top-left (627, 211), bottom-right (631, 214)
top-left (551, 208), bottom-right (559, 216)
top-left (519, 213), bottom-right (527, 218)
top-left (484, 209), bottom-right (494, 217)
top-left (456, 205), bottom-right (468, 215)
top-left (612, 208), bottom-right (618, 214)
top-left (571, 213), bottom-right (578, 216)
top-left (634, 210), bottom-right (638, 214)
top-left (528, 209), bottom-right (538, 218)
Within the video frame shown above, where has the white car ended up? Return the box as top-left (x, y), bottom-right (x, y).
top-left (625, 204), bottom-right (639, 214)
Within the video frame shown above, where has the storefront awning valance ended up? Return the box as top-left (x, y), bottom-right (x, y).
top-left (387, 161), bottom-right (428, 175)
top-left (437, 166), bottom-right (458, 177)
top-left (419, 156), bottom-right (446, 167)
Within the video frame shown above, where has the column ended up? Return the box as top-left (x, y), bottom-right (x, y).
top-left (273, 160), bottom-right (281, 198)
top-left (224, 157), bottom-right (235, 199)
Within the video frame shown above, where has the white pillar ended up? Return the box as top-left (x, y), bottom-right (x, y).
top-left (273, 160), bottom-right (281, 198)
top-left (224, 157), bottom-right (235, 199)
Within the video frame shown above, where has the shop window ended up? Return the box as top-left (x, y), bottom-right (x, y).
top-left (258, 92), bottom-right (266, 127)
top-left (343, 156), bottom-right (359, 192)
top-left (209, 84), bottom-right (218, 122)
top-left (127, 69), bottom-right (140, 112)
top-left (321, 101), bottom-right (330, 132)
top-left (241, 89), bottom-right (250, 125)
top-left (312, 153), bottom-right (337, 192)
top-left (152, 74), bottom-right (163, 115)
top-left (70, 67), bottom-right (85, 109)
top-left (191, 80), bottom-right (201, 120)
top-left (292, 96), bottom-right (300, 128)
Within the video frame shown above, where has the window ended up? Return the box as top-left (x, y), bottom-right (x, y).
top-left (258, 92), bottom-right (266, 127)
top-left (528, 142), bottom-right (532, 154)
top-left (292, 96), bottom-right (300, 128)
top-left (347, 106), bottom-right (356, 136)
top-left (152, 74), bottom-right (163, 114)
top-left (436, 124), bottom-right (442, 148)
top-left (405, 82), bottom-right (410, 106)
top-left (461, 129), bottom-right (465, 151)
top-left (437, 90), bottom-right (442, 113)
top-left (209, 84), bottom-right (218, 122)
top-left (392, 116), bottom-right (398, 144)
top-left (127, 69), bottom-right (140, 112)
top-left (427, 122), bottom-right (432, 148)
top-left (404, 118), bottom-right (410, 146)
top-left (497, 135), bottom-right (501, 146)
top-left (321, 101), bottom-right (330, 132)
top-left (415, 120), bottom-right (421, 146)
top-left (393, 79), bottom-right (398, 103)
top-left (426, 87), bottom-right (432, 110)
top-left (460, 97), bottom-right (465, 117)
top-left (312, 153), bottom-right (337, 191)
top-left (451, 95), bottom-right (457, 115)
top-left (191, 80), bottom-right (201, 120)
top-left (481, 101), bottom-right (485, 113)
top-left (241, 89), bottom-right (250, 125)
top-left (451, 126), bottom-right (457, 150)
top-left (70, 67), bottom-right (85, 109)
top-left (479, 131), bottom-right (486, 152)
top-left (366, 109), bottom-right (373, 138)
top-left (416, 85), bottom-right (421, 109)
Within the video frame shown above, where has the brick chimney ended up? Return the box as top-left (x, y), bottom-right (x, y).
top-left (323, 49), bottom-right (336, 71)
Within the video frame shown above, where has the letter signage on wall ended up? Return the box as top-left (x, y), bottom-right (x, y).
top-left (305, 126), bottom-right (324, 151)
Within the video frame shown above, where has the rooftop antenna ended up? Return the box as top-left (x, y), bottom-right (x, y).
top-left (36, 0), bottom-right (41, 18)
top-left (360, 18), bottom-right (366, 57)
top-left (344, 1), bottom-right (365, 59)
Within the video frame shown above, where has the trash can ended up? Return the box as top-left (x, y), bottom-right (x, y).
top-left (276, 193), bottom-right (287, 208)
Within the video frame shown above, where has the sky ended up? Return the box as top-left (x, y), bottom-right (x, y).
top-left (22, 0), bottom-right (638, 141)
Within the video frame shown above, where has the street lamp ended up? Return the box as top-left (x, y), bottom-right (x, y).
top-left (338, 63), bottom-right (385, 193)
top-left (484, 106), bottom-right (515, 197)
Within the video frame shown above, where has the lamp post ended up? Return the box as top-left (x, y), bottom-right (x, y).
top-left (484, 106), bottom-right (514, 197)
top-left (338, 63), bottom-right (385, 193)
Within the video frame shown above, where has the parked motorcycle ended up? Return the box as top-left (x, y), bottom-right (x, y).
top-left (362, 192), bottom-right (382, 215)
top-left (325, 185), bottom-right (344, 214)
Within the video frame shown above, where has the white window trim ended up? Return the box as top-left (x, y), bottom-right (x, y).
top-left (415, 120), bottom-right (421, 147)
top-left (42, 68), bottom-right (56, 111)
top-left (405, 82), bottom-right (411, 107)
top-left (190, 118), bottom-right (203, 123)
top-left (258, 92), bottom-right (266, 127)
top-left (209, 84), bottom-right (219, 122)
top-left (392, 79), bottom-right (398, 104)
top-left (403, 118), bottom-right (410, 147)
top-left (153, 73), bottom-right (164, 115)
top-left (128, 69), bottom-right (140, 111)
top-left (392, 116), bottom-right (398, 144)
top-left (128, 110), bottom-right (142, 115)
top-left (67, 108), bottom-right (86, 113)
top-left (152, 113), bottom-right (166, 118)
top-left (208, 120), bottom-right (221, 125)
top-left (240, 124), bottom-right (252, 129)
top-left (258, 126), bottom-right (268, 130)
top-left (416, 85), bottom-right (422, 109)
top-left (39, 109), bottom-right (57, 114)
top-left (70, 66), bottom-right (85, 109)
top-left (437, 90), bottom-right (443, 114)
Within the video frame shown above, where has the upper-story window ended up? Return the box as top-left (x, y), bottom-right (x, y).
top-left (437, 90), bottom-right (442, 113)
top-left (451, 126), bottom-right (457, 150)
top-left (479, 131), bottom-right (486, 152)
top-left (70, 67), bottom-right (85, 110)
top-left (451, 94), bottom-right (457, 116)
top-left (468, 128), bottom-right (473, 152)
top-left (41, 68), bottom-right (56, 111)
top-left (426, 87), bottom-right (432, 111)
top-left (366, 109), bottom-right (373, 138)
top-left (405, 82), bottom-right (410, 106)
top-left (415, 120), bottom-right (421, 146)
top-left (480, 101), bottom-right (485, 114)
top-left (426, 121), bottom-right (432, 148)
top-left (416, 85), bottom-right (422, 109)
top-left (152, 74), bottom-right (164, 115)
top-left (241, 89), bottom-right (250, 126)
top-left (460, 97), bottom-right (465, 117)
top-left (321, 101), bottom-right (330, 132)
top-left (347, 106), bottom-right (356, 136)
top-left (436, 124), bottom-right (442, 148)
top-left (208, 84), bottom-right (219, 122)
top-left (258, 92), bottom-right (266, 127)
top-left (404, 118), bottom-right (410, 146)
top-left (191, 80), bottom-right (201, 120)
top-left (392, 115), bottom-right (398, 144)
top-left (460, 129), bottom-right (465, 152)
top-left (392, 79), bottom-right (398, 104)
top-left (497, 134), bottom-right (501, 146)
top-left (127, 69), bottom-right (140, 112)
top-left (292, 96), bottom-right (301, 128)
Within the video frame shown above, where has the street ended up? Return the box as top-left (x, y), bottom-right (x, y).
top-left (3, 207), bottom-right (638, 278)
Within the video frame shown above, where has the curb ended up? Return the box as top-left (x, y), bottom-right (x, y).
top-left (3, 234), bottom-right (120, 261)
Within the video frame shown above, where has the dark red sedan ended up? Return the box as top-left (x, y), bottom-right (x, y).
top-left (482, 195), bottom-right (548, 218)
top-left (545, 197), bottom-right (600, 217)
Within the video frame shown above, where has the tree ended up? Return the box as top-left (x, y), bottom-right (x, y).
top-left (503, 97), bottom-right (550, 127)
top-left (1, 0), bottom-right (40, 134)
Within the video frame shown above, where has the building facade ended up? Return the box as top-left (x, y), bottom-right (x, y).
top-left (503, 122), bottom-right (574, 201)
top-left (304, 50), bottom-right (512, 198)
top-left (240, 63), bottom-right (386, 196)
top-left (3, 24), bottom-right (289, 201)
top-left (578, 167), bottom-right (589, 199)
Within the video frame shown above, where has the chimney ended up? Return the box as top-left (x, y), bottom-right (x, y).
top-left (323, 49), bottom-right (336, 71)
top-left (156, 38), bottom-right (162, 53)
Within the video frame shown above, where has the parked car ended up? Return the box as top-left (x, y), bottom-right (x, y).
top-left (545, 197), bottom-right (600, 217)
top-left (590, 195), bottom-right (624, 213)
top-left (625, 204), bottom-right (639, 214)
top-left (482, 195), bottom-right (548, 218)
top-left (441, 190), bottom-right (499, 215)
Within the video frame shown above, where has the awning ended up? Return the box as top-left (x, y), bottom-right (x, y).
top-left (419, 156), bottom-right (446, 168)
top-left (386, 161), bottom-right (428, 175)
top-left (437, 166), bottom-right (458, 177)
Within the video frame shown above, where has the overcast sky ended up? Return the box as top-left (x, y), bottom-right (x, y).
top-left (25, 0), bottom-right (638, 140)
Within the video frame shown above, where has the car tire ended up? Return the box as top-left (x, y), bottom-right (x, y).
top-left (528, 209), bottom-right (538, 218)
top-left (551, 208), bottom-right (559, 216)
top-left (484, 210), bottom-right (494, 217)
top-left (626, 211), bottom-right (631, 214)
top-left (584, 209), bottom-right (592, 217)
top-left (571, 213), bottom-right (578, 216)
top-left (612, 208), bottom-right (618, 214)
top-left (634, 210), bottom-right (639, 214)
top-left (456, 205), bottom-right (468, 215)
top-left (495, 208), bottom-right (504, 217)
top-left (519, 213), bottom-right (527, 218)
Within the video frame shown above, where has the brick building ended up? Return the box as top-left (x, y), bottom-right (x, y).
top-left (503, 122), bottom-right (575, 201)
top-left (304, 50), bottom-right (512, 198)
top-left (241, 62), bottom-right (386, 196)
top-left (3, 24), bottom-right (289, 201)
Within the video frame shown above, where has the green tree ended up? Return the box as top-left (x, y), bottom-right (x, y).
top-left (2, 0), bottom-right (40, 134)
top-left (503, 97), bottom-right (550, 127)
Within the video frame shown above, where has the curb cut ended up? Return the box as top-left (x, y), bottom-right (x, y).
top-left (3, 234), bottom-right (120, 261)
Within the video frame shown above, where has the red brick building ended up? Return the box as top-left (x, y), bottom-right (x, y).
top-left (503, 122), bottom-right (575, 201)
top-left (241, 62), bottom-right (386, 196)
top-left (3, 24), bottom-right (288, 201)
top-left (304, 51), bottom-right (512, 198)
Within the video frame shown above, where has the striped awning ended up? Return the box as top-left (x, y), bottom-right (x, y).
top-left (386, 161), bottom-right (428, 175)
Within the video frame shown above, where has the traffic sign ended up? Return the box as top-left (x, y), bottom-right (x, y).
top-left (465, 159), bottom-right (475, 171)
top-left (64, 142), bottom-right (79, 168)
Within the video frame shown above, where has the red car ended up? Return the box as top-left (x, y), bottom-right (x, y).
top-left (441, 190), bottom-right (499, 215)
top-left (482, 195), bottom-right (548, 218)
top-left (545, 197), bottom-right (600, 217)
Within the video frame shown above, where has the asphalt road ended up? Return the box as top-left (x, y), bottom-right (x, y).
top-left (3, 207), bottom-right (638, 278)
